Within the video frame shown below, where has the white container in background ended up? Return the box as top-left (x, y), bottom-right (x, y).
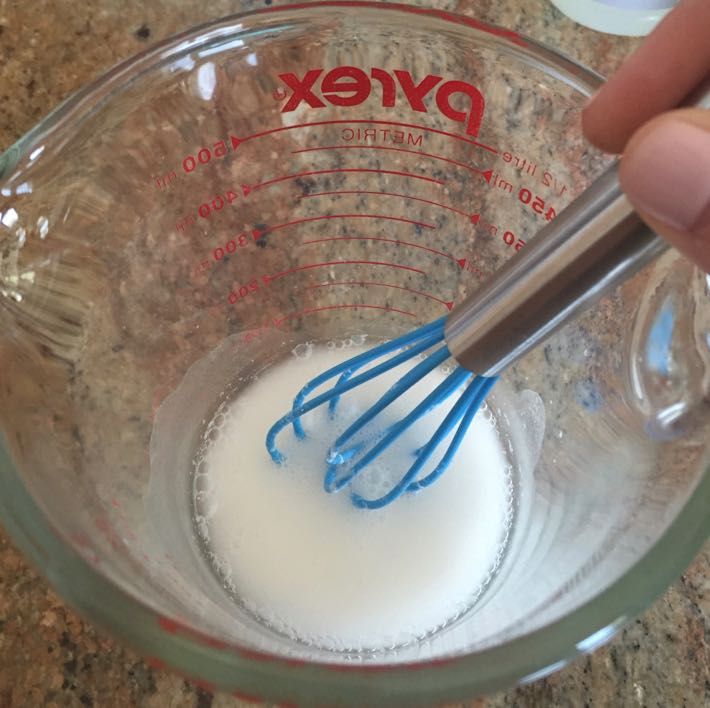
top-left (550, 0), bottom-right (677, 36)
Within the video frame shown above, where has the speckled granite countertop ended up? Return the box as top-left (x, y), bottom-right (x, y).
top-left (0, 0), bottom-right (707, 706)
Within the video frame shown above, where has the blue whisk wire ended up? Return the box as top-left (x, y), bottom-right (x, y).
top-left (264, 316), bottom-right (498, 508)
top-left (324, 360), bottom-right (468, 492)
top-left (266, 318), bottom-right (446, 463)
top-left (404, 375), bottom-right (497, 492)
top-left (287, 317), bottom-right (446, 440)
top-left (326, 345), bottom-right (452, 465)
top-left (327, 369), bottom-right (353, 418)
top-left (350, 374), bottom-right (496, 509)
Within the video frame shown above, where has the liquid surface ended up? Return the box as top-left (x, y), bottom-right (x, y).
top-left (195, 343), bottom-right (512, 651)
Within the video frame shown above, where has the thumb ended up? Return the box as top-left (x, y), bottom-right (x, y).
top-left (619, 108), bottom-right (710, 273)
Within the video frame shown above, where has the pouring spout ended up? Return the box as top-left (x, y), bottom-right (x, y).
top-left (0, 199), bottom-right (90, 365)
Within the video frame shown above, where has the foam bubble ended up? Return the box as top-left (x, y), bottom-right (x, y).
top-left (193, 473), bottom-right (212, 494)
top-left (292, 343), bottom-right (313, 359)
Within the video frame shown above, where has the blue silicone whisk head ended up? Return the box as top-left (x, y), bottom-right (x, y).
top-left (265, 316), bottom-right (497, 509)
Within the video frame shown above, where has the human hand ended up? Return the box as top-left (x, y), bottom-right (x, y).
top-left (582, 0), bottom-right (710, 272)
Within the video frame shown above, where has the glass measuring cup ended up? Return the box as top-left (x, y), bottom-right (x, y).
top-left (0, 2), bottom-right (707, 704)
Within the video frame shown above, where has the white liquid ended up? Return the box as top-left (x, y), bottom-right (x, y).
top-left (196, 343), bottom-right (512, 651)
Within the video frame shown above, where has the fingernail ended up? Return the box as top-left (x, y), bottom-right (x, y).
top-left (621, 119), bottom-right (710, 232)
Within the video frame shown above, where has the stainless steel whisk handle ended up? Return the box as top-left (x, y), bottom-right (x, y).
top-left (445, 165), bottom-right (664, 376)
top-left (446, 86), bottom-right (710, 378)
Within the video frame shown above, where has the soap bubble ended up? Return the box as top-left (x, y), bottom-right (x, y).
top-left (292, 343), bottom-right (313, 359)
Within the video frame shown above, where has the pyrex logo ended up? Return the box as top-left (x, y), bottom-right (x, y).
top-left (277, 66), bottom-right (486, 138)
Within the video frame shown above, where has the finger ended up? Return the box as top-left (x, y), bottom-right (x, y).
top-left (582, 0), bottom-right (710, 154)
top-left (619, 109), bottom-right (710, 273)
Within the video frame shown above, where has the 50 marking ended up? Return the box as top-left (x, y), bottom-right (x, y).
top-left (502, 230), bottom-right (525, 251)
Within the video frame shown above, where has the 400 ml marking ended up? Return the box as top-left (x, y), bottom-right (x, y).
top-left (175, 187), bottom-right (245, 232)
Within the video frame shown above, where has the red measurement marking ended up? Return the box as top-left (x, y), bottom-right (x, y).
top-left (153, 170), bottom-right (178, 191)
top-left (279, 304), bottom-right (417, 323)
top-left (300, 236), bottom-right (457, 263)
top-left (232, 119), bottom-right (497, 154)
top-left (308, 280), bottom-right (454, 310)
top-left (517, 185), bottom-right (557, 222)
top-left (266, 260), bottom-right (425, 283)
top-left (457, 257), bottom-right (490, 279)
top-left (299, 190), bottom-right (473, 219)
top-left (250, 167), bottom-right (443, 192)
top-left (293, 145), bottom-right (492, 181)
top-left (469, 213), bottom-right (527, 250)
top-left (253, 213), bottom-right (434, 240)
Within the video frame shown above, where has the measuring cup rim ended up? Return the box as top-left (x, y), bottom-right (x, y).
top-left (1, 3), bottom-right (703, 704)
top-left (0, 1), bottom-right (605, 181)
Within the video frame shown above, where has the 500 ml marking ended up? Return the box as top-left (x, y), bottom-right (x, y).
top-left (155, 137), bottom-right (239, 192)
top-left (182, 140), bottom-right (232, 173)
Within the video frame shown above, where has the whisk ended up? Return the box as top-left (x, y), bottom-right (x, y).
top-left (266, 162), bottom-right (667, 509)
